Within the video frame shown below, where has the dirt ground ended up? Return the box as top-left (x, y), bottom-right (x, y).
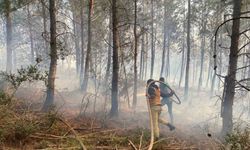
top-left (5, 69), bottom-right (249, 150)
top-left (8, 82), bottom-right (229, 149)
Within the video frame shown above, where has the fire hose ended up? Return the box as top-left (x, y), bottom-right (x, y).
top-left (146, 80), bottom-right (181, 150)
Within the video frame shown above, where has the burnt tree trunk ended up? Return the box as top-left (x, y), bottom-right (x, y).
top-left (42, 0), bottom-right (57, 111)
top-left (222, 0), bottom-right (241, 135)
top-left (184, 0), bottom-right (191, 100)
top-left (110, 0), bottom-right (119, 117)
top-left (82, 0), bottom-right (94, 92)
top-left (132, 0), bottom-right (138, 109)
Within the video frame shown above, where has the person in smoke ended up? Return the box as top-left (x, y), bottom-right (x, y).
top-left (146, 79), bottom-right (175, 140)
top-left (159, 77), bottom-right (175, 124)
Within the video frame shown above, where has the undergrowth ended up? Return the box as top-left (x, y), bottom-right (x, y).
top-left (225, 126), bottom-right (250, 150)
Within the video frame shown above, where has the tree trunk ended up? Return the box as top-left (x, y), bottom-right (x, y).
top-left (165, 34), bottom-right (170, 79)
top-left (218, 33), bottom-right (223, 90)
top-left (42, 0), bottom-right (57, 112)
top-left (179, 43), bottom-right (185, 87)
top-left (150, 0), bottom-right (154, 79)
top-left (121, 51), bottom-right (130, 108)
top-left (104, 11), bottom-right (112, 84)
top-left (198, 32), bottom-right (206, 91)
top-left (71, 4), bottom-right (81, 74)
top-left (179, 15), bottom-right (186, 88)
top-left (110, 0), bottom-right (119, 117)
top-left (139, 34), bottom-right (145, 80)
top-left (160, 0), bottom-right (167, 77)
top-left (248, 57), bottom-right (250, 87)
top-left (222, 0), bottom-right (241, 135)
top-left (132, 0), bottom-right (138, 109)
top-left (41, 1), bottom-right (48, 56)
top-left (144, 33), bottom-right (149, 79)
top-left (139, 3), bottom-right (145, 81)
top-left (206, 39), bottom-right (213, 87)
top-left (27, 4), bottom-right (35, 64)
top-left (80, 0), bottom-right (85, 89)
top-left (5, 0), bottom-right (12, 72)
top-left (82, 0), bottom-right (93, 92)
top-left (192, 57), bottom-right (196, 86)
top-left (184, 0), bottom-right (191, 100)
top-left (210, 57), bottom-right (216, 96)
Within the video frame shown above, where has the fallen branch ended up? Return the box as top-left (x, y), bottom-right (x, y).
top-left (128, 139), bottom-right (138, 150)
top-left (58, 118), bottom-right (87, 150)
top-left (33, 132), bottom-right (68, 139)
top-left (142, 138), bottom-right (169, 150)
top-left (139, 131), bottom-right (144, 150)
top-left (30, 135), bottom-right (64, 140)
top-left (80, 128), bottom-right (122, 137)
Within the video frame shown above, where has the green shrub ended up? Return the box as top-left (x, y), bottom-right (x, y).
top-left (0, 91), bottom-right (11, 105)
top-left (13, 119), bottom-right (39, 141)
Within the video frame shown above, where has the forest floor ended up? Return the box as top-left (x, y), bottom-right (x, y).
top-left (0, 82), bottom-right (234, 150)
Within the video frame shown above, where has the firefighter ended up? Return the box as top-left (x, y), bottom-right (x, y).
top-left (159, 77), bottom-right (175, 124)
top-left (146, 79), bottom-right (175, 140)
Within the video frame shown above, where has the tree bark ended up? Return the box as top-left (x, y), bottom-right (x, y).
top-left (248, 58), bottom-right (250, 87)
top-left (160, 0), bottom-right (167, 77)
top-left (42, 0), bottom-right (57, 112)
top-left (71, 2), bottom-right (81, 74)
top-left (184, 0), bottom-right (191, 100)
top-left (222, 0), bottom-right (241, 135)
top-left (218, 33), bottom-right (222, 90)
top-left (144, 33), bottom-right (149, 79)
top-left (150, 0), bottom-right (154, 79)
top-left (179, 43), bottom-right (185, 88)
top-left (5, 0), bottom-right (12, 72)
top-left (27, 4), bottom-right (35, 64)
top-left (139, 34), bottom-right (145, 80)
top-left (42, 1), bottom-right (48, 55)
top-left (104, 10), bottom-right (112, 84)
top-left (139, 3), bottom-right (145, 81)
top-left (179, 14), bottom-right (186, 88)
top-left (206, 39), bottom-right (213, 87)
top-left (82, 0), bottom-right (93, 92)
top-left (80, 0), bottom-right (85, 89)
top-left (110, 0), bottom-right (119, 117)
top-left (132, 0), bottom-right (138, 109)
top-left (165, 34), bottom-right (170, 79)
top-left (198, 30), bottom-right (206, 91)
top-left (210, 46), bottom-right (216, 96)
